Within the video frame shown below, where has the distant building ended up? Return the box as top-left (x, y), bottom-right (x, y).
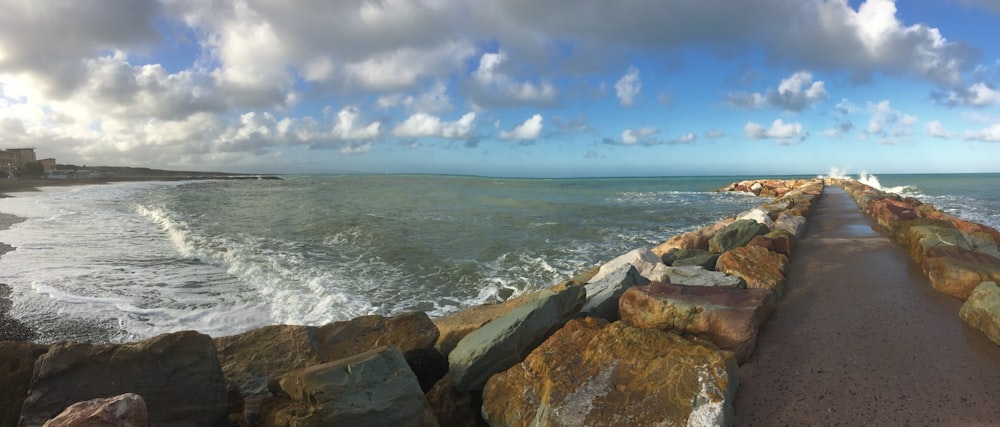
top-left (0, 150), bottom-right (15, 177)
top-left (39, 158), bottom-right (56, 173)
top-left (5, 148), bottom-right (37, 166)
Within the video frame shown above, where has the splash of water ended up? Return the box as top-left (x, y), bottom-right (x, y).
top-left (820, 167), bottom-right (914, 195)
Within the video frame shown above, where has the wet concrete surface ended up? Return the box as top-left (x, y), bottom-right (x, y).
top-left (735, 186), bottom-right (1000, 426)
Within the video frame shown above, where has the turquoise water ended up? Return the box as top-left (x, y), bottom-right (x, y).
top-left (0, 173), bottom-right (997, 343)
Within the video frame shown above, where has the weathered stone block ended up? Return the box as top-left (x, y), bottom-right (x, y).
top-left (959, 281), bottom-right (1000, 346)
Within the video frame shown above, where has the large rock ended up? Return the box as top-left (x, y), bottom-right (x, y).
top-left (581, 264), bottom-right (650, 320)
top-left (716, 246), bottom-right (789, 297)
top-left (867, 197), bottom-right (919, 228)
top-left (708, 219), bottom-right (770, 254)
top-left (448, 286), bottom-right (586, 392)
top-left (923, 246), bottom-right (1000, 300)
top-left (662, 248), bottom-right (720, 270)
top-left (264, 346), bottom-right (438, 427)
top-left (42, 393), bottom-right (148, 427)
top-left (481, 318), bottom-right (739, 426)
top-left (314, 312), bottom-right (446, 392)
top-left (425, 374), bottom-right (487, 427)
top-left (589, 247), bottom-right (661, 283)
top-left (959, 282), bottom-right (1000, 346)
top-left (19, 331), bottom-right (228, 427)
top-left (215, 312), bottom-right (446, 424)
top-left (748, 231), bottom-right (794, 257)
top-left (0, 341), bottom-right (49, 427)
top-left (659, 265), bottom-right (744, 288)
top-left (652, 219), bottom-right (734, 256)
top-left (618, 282), bottom-right (775, 362)
top-left (737, 207), bottom-right (775, 229)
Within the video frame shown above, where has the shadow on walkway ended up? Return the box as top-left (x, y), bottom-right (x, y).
top-left (735, 186), bottom-right (1000, 425)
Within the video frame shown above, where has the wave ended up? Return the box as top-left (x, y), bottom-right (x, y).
top-left (819, 167), bottom-right (916, 195)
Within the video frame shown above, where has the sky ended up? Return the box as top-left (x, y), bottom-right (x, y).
top-left (2, 0), bottom-right (1000, 178)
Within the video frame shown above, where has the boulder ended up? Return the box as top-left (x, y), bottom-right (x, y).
top-left (652, 219), bottom-right (734, 256)
top-left (314, 312), bottom-right (446, 392)
top-left (265, 346), bottom-right (438, 427)
top-left (0, 341), bottom-right (49, 427)
top-left (737, 207), bottom-right (775, 229)
top-left (588, 247), bottom-right (662, 283)
top-left (581, 264), bottom-right (650, 320)
top-left (867, 198), bottom-right (919, 228)
top-left (448, 286), bottom-right (586, 392)
top-left (903, 224), bottom-right (968, 260)
top-left (716, 246), bottom-right (789, 297)
top-left (923, 246), bottom-right (1000, 300)
top-left (481, 319), bottom-right (739, 426)
top-left (425, 374), bottom-right (488, 427)
top-left (42, 393), bottom-right (148, 427)
top-left (708, 219), bottom-right (770, 254)
top-left (660, 265), bottom-right (744, 288)
top-left (214, 325), bottom-right (325, 397)
top-left (959, 282), bottom-right (1000, 346)
top-left (748, 231), bottom-right (794, 257)
top-left (618, 282), bottom-right (775, 362)
top-left (19, 331), bottom-right (228, 427)
top-left (662, 248), bottom-right (720, 270)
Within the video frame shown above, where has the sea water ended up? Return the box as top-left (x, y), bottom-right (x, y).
top-left (1, 173), bottom-right (998, 343)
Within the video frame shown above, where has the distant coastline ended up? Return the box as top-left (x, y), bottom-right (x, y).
top-left (0, 166), bottom-right (281, 198)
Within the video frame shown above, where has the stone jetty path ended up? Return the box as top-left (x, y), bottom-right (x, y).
top-left (735, 186), bottom-right (1000, 425)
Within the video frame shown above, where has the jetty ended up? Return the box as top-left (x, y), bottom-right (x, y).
top-left (2, 179), bottom-right (1000, 426)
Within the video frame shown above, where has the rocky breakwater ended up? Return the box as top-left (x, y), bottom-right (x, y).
top-left (1, 178), bottom-right (822, 427)
top-left (838, 178), bottom-right (1000, 347)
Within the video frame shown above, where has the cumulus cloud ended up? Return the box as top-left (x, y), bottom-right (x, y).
top-left (393, 112), bottom-right (475, 139)
top-left (728, 71), bottom-right (828, 111)
top-left (470, 51), bottom-right (557, 107)
top-left (604, 127), bottom-right (696, 146)
top-left (615, 66), bottom-right (641, 106)
top-left (500, 114), bottom-right (543, 140)
top-left (344, 42), bottom-right (476, 91)
top-left (745, 119), bottom-right (808, 144)
top-left (964, 124), bottom-right (1000, 142)
top-left (926, 120), bottom-right (955, 139)
top-left (865, 100), bottom-right (917, 138)
top-left (934, 82), bottom-right (1000, 107)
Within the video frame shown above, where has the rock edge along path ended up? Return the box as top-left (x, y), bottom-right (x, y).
top-left (735, 185), bottom-right (1000, 426)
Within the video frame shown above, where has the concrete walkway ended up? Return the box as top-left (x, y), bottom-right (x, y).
top-left (734, 186), bottom-right (1000, 426)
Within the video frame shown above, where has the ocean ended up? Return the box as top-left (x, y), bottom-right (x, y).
top-left (1, 173), bottom-right (998, 343)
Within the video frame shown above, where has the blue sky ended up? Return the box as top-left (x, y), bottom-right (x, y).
top-left (1, 0), bottom-right (1000, 177)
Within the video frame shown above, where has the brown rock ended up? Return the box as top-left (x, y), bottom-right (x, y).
top-left (652, 219), bottom-right (734, 256)
top-left (481, 319), bottom-right (739, 427)
top-left (19, 331), bottom-right (228, 427)
top-left (866, 198), bottom-right (919, 228)
top-left (215, 325), bottom-right (325, 396)
top-left (959, 281), bottom-right (1000, 346)
top-left (0, 341), bottom-right (49, 427)
top-left (618, 282), bottom-right (775, 363)
top-left (425, 374), bottom-right (487, 427)
top-left (923, 246), bottom-right (1000, 300)
top-left (748, 231), bottom-right (794, 257)
top-left (42, 393), bottom-right (148, 427)
top-left (716, 246), bottom-right (789, 297)
top-left (433, 291), bottom-right (542, 357)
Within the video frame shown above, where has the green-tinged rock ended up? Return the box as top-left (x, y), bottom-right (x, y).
top-left (448, 286), bottom-right (586, 392)
top-left (660, 265), bottom-right (744, 288)
top-left (708, 219), bottom-right (770, 254)
top-left (774, 212), bottom-right (807, 238)
top-left (265, 346), bottom-right (438, 427)
top-left (664, 248), bottom-right (721, 270)
top-left (481, 319), bottom-right (739, 427)
top-left (19, 331), bottom-right (228, 427)
top-left (0, 341), bottom-right (48, 427)
top-left (960, 282), bottom-right (1000, 346)
top-left (581, 264), bottom-right (650, 320)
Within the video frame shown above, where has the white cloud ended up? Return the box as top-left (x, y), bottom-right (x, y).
top-left (470, 51), bottom-right (557, 107)
top-left (393, 112), bottom-right (475, 139)
top-left (926, 120), bottom-right (955, 139)
top-left (615, 66), bottom-right (641, 106)
top-left (500, 114), bottom-right (543, 140)
top-left (621, 127), bottom-right (658, 144)
top-left (728, 71), bottom-right (827, 111)
top-left (606, 127), bottom-right (695, 146)
top-left (344, 41), bottom-right (475, 91)
top-left (745, 119), bottom-right (807, 144)
top-left (964, 124), bottom-right (1000, 142)
top-left (865, 100), bottom-right (917, 137)
top-left (376, 81), bottom-right (453, 113)
top-left (332, 106), bottom-right (382, 140)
